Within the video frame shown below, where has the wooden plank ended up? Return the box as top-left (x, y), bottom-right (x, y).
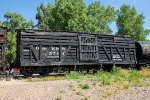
top-left (21, 32), bottom-right (78, 36)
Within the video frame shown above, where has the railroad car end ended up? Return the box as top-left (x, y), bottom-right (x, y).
top-left (136, 41), bottom-right (150, 67)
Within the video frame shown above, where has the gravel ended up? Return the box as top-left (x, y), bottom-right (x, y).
top-left (111, 87), bottom-right (150, 100)
top-left (0, 78), bottom-right (150, 100)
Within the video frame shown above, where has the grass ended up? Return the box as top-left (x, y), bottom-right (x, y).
top-left (76, 89), bottom-right (83, 95)
top-left (101, 85), bottom-right (119, 98)
top-left (81, 83), bottom-right (90, 89)
top-left (27, 66), bottom-right (150, 89)
top-left (25, 66), bottom-right (150, 99)
top-left (65, 71), bottom-right (84, 79)
top-left (66, 66), bottom-right (150, 89)
top-left (55, 95), bottom-right (62, 100)
top-left (27, 76), bottom-right (66, 82)
top-left (140, 67), bottom-right (150, 77)
top-left (83, 94), bottom-right (89, 100)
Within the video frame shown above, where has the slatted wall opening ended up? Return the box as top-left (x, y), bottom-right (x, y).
top-left (79, 34), bottom-right (98, 62)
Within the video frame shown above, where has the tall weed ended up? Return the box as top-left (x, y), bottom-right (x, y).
top-left (140, 67), bottom-right (150, 77)
top-left (65, 71), bottom-right (84, 80)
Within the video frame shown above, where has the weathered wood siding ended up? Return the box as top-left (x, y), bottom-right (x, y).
top-left (17, 29), bottom-right (136, 67)
top-left (0, 27), bottom-right (7, 67)
top-left (17, 30), bottom-right (79, 66)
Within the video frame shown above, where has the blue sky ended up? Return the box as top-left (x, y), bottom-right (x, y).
top-left (0, 0), bottom-right (150, 38)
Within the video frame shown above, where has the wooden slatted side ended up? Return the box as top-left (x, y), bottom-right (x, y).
top-left (0, 44), bottom-right (5, 64)
top-left (17, 30), bottom-right (79, 66)
top-left (19, 32), bottom-right (78, 46)
top-left (17, 29), bottom-right (136, 67)
top-left (0, 27), bottom-right (6, 67)
top-left (0, 45), bottom-right (3, 63)
top-left (97, 35), bottom-right (136, 64)
top-left (0, 27), bottom-right (7, 43)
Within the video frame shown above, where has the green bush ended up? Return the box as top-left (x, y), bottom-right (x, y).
top-left (81, 83), bottom-right (90, 89)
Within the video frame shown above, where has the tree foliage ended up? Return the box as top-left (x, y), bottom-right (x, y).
top-left (3, 12), bottom-right (33, 31)
top-left (52, 0), bottom-right (88, 32)
top-left (87, 2), bottom-right (115, 34)
top-left (0, 21), bottom-right (3, 26)
top-left (3, 12), bottom-right (34, 63)
top-left (36, 3), bottom-right (52, 30)
top-left (6, 32), bottom-right (16, 63)
top-left (116, 5), bottom-right (150, 41)
top-left (36, 0), bottom-right (115, 34)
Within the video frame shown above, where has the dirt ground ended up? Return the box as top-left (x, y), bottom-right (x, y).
top-left (0, 78), bottom-right (150, 100)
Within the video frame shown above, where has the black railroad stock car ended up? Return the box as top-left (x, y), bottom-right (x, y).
top-left (0, 27), bottom-right (7, 71)
top-left (16, 29), bottom-right (137, 75)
